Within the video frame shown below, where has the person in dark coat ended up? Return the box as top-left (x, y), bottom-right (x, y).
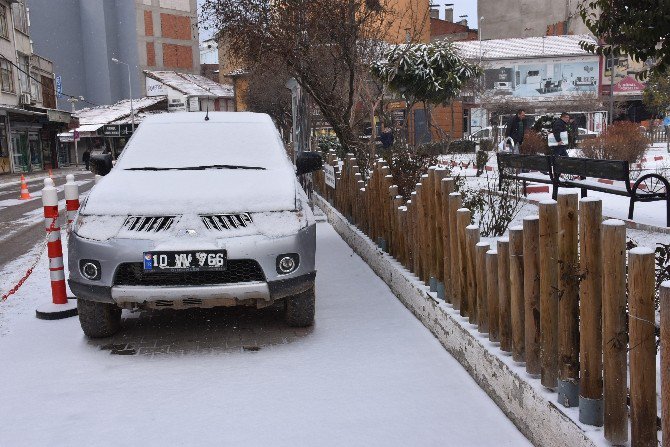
top-left (378, 126), bottom-right (394, 149)
top-left (82, 149), bottom-right (91, 171)
top-left (551, 112), bottom-right (571, 157)
top-left (505, 109), bottom-right (526, 153)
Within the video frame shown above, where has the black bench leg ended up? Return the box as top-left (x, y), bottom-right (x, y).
top-left (581, 188), bottom-right (587, 198)
top-left (551, 185), bottom-right (557, 200)
top-left (628, 197), bottom-right (635, 221)
top-left (667, 195), bottom-right (670, 227)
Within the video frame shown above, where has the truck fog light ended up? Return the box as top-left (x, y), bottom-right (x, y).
top-left (277, 254), bottom-right (299, 274)
top-left (80, 260), bottom-right (101, 280)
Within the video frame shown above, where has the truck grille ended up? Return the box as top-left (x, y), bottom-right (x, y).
top-left (113, 260), bottom-right (265, 286)
top-left (201, 213), bottom-right (252, 231)
top-left (122, 216), bottom-right (178, 233)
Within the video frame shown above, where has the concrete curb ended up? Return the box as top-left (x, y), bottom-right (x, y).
top-left (315, 193), bottom-right (599, 447)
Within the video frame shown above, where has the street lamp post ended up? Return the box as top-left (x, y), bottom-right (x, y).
top-left (111, 57), bottom-right (135, 131)
top-left (67, 96), bottom-right (84, 166)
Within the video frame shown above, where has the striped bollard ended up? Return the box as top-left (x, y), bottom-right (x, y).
top-left (64, 174), bottom-right (80, 227)
top-left (36, 178), bottom-right (78, 320)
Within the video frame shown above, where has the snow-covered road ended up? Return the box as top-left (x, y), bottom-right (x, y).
top-left (0, 222), bottom-right (529, 446)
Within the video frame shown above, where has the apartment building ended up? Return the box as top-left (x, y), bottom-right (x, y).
top-left (0, 0), bottom-right (71, 174)
top-left (27, 0), bottom-right (200, 110)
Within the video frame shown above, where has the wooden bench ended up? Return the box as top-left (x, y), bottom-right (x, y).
top-left (496, 153), bottom-right (555, 196)
top-left (553, 156), bottom-right (670, 226)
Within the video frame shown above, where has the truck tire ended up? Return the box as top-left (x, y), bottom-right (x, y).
top-left (285, 285), bottom-right (315, 327)
top-left (78, 299), bottom-right (122, 338)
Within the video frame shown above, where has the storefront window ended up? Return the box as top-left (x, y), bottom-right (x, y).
top-left (28, 132), bottom-right (42, 169)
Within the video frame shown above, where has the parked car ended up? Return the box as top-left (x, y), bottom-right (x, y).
top-left (68, 112), bottom-right (322, 337)
top-left (468, 126), bottom-right (506, 142)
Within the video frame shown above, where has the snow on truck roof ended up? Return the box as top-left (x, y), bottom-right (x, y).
top-left (140, 111), bottom-right (274, 125)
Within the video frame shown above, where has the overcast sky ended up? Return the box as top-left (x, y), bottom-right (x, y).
top-left (197, 0), bottom-right (479, 42)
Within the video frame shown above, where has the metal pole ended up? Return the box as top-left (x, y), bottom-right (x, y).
top-left (128, 63), bottom-right (134, 131)
top-left (608, 51), bottom-right (615, 125)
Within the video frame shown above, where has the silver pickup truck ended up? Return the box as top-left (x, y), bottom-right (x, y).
top-left (68, 112), bottom-right (322, 337)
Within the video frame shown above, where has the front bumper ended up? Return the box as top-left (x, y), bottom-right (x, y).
top-left (68, 223), bottom-right (316, 309)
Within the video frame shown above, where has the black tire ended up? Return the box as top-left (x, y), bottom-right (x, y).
top-left (285, 285), bottom-right (315, 327)
top-left (78, 299), bottom-right (122, 338)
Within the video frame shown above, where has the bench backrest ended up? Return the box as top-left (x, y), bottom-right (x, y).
top-left (497, 153), bottom-right (552, 173)
top-left (553, 156), bottom-right (629, 182)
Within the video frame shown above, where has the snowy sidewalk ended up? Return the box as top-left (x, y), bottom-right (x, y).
top-left (0, 222), bottom-right (530, 446)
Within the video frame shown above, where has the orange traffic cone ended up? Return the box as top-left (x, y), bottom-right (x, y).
top-left (19, 175), bottom-right (31, 200)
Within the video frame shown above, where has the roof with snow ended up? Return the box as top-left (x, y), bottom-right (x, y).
top-left (75, 96), bottom-right (166, 126)
top-left (454, 34), bottom-right (598, 60)
top-left (141, 111), bottom-right (271, 125)
top-left (144, 70), bottom-right (234, 98)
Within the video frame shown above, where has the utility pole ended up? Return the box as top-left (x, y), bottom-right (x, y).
top-left (67, 97), bottom-right (83, 166)
top-left (608, 51), bottom-right (615, 125)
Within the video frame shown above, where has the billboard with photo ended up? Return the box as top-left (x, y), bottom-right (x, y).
top-left (600, 55), bottom-right (652, 96)
top-left (483, 57), bottom-right (599, 99)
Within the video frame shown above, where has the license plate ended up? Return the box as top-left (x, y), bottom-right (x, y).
top-left (143, 250), bottom-right (227, 272)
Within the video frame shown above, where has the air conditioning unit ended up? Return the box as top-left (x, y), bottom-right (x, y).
top-left (19, 93), bottom-right (31, 105)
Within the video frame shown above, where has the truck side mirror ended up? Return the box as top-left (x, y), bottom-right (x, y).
top-left (296, 151), bottom-right (323, 176)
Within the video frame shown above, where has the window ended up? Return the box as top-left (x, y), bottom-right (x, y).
top-left (17, 53), bottom-right (29, 93)
top-left (0, 59), bottom-right (14, 93)
top-left (12, 0), bottom-right (27, 34)
top-left (0, 5), bottom-right (8, 39)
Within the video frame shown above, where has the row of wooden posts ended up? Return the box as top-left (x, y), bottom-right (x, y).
top-left (314, 150), bottom-right (667, 447)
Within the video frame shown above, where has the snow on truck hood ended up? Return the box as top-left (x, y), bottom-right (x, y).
top-left (82, 112), bottom-right (299, 215)
top-left (83, 168), bottom-right (297, 215)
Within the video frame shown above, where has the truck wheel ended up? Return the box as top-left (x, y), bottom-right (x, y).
top-left (285, 285), bottom-right (315, 327)
top-left (78, 299), bottom-right (122, 338)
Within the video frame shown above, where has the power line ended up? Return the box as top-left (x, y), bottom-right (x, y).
top-left (0, 55), bottom-right (99, 107)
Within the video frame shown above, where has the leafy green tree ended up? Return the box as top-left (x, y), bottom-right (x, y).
top-left (578, 0), bottom-right (670, 78)
top-left (643, 71), bottom-right (670, 116)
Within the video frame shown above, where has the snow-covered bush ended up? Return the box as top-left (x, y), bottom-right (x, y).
top-left (316, 135), bottom-right (345, 158)
top-left (448, 139), bottom-right (476, 154)
top-left (479, 139), bottom-right (494, 153)
top-left (580, 121), bottom-right (650, 164)
top-left (475, 150), bottom-right (489, 177)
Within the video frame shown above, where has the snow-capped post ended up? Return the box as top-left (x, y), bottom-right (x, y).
top-left (523, 215), bottom-right (541, 377)
top-left (539, 199), bottom-right (559, 391)
top-left (426, 168), bottom-right (438, 291)
top-left (413, 183), bottom-right (423, 277)
top-left (64, 174), bottom-right (80, 227)
top-left (601, 219), bottom-right (628, 445)
top-left (486, 249), bottom-right (499, 343)
top-left (475, 242), bottom-right (490, 334)
top-left (440, 178), bottom-right (455, 300)
top-left (508, 226), bottom-right (525, 363)
top-left (420, 174), bottom-right (431, 284)
top-left (497, 237), bottom-right (512, 353)
top-left (557, 193), bottom-right (580, 408)
top-left (448, 192), bottom-right (462, 308)
top-left (456, 208), bottom-right (470, 317)
top-left (627, 247), bottom-right (657, 446)
top-left (465, 225), bottom-right (480, 324)
top-left (661, 282), bottom-right (670, 447)
top-left (35, 178), bottom-right (78, 320)
top-left (578, 198), bottom-right (604, 426)
top-left (409, 191), bottom-right (417, 274)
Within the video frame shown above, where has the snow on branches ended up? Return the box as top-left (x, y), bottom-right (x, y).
top-left (371, 41), bottom-right (481, 105)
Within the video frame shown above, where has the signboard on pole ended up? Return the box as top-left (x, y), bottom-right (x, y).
top-left (73, 130), bottom-right (80, 141)
top-left (102, 124), bottom-right (135, 138)
top-left (56, 75), bottom-right (62, 98)
top-left (324, 163), bottom-right (336, 189)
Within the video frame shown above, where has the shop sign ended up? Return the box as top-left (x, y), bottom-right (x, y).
top-left (102, 124), bottom-right (134, 137)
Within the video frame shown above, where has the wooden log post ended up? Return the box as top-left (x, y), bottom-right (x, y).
top-left (456, 208), bottom-right (471, 318)
top-left (661, 282), bottom-right (670, 447)
top-left (466, 225), bottom-right (480, 325)
top-left (498, 238), bottom-right (512, 353)
top-left (539, 199), bottom-right (559, 390)
top-left (441, 178), bottom-right (455, 302)
top-left (420, 174), bottom-right (431, 284)
top-left (415, 184), bottom-right (425, 280)
top-left (434, 169), bottom-right (449, 299)
top-left (426, 168), bottom-right (438, 291)
top-left (523, 215), bottom-right (541, 376)
top-left (602, 219), bottom-right (628, 445)
top-left (486, 249), bottom-right (499, 342)
top-left (449, 192), bottom-right (463, 309)
top-left (388, 185), bottom-right (399, 254)
top-left (579, 198), bottom-right (603, 426)
top-left (628, 247), bottom-right (657, 447)
top-left (509, 226), bottom-right (525, 363)
top-left (410, 192), bottom-right (418, 274)
top-left (476, 242), bottom-right (490, 334)
top-left (557, 193), bottom-right (580, 407)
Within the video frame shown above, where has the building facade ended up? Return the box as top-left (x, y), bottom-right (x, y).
top-left (477, 0), bottom-right (591, 41)
top-left (27, 0), bottom-right (200, 110)
top-left (0, 0), bottom-right (73, 174)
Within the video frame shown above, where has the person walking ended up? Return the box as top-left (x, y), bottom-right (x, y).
top-left (505, 109), bottom-right (525, 153)
top-left (82, 148), bottom-right (91, 171)
top-left (551, 112), bottom-right (571, 157)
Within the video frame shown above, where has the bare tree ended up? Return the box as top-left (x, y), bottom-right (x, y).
top-left (201, 0), bottom-right (429, 169)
